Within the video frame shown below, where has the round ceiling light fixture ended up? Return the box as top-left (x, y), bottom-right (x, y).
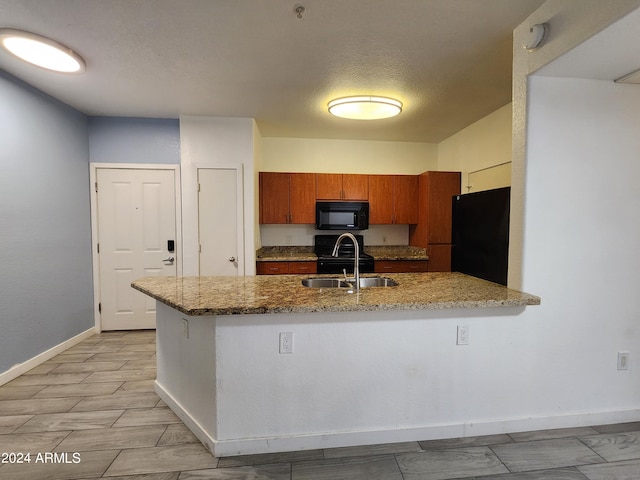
top-left (327, 96), bottom-right (402, 120)
top-left (0, 29), bottom-right (85, 73)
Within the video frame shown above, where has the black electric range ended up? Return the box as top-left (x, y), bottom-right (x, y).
top-left (314, 234), bottom-right (374, 274)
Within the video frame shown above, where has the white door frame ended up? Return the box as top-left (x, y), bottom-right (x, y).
top-left (89, 163), bottom-right (182, 332)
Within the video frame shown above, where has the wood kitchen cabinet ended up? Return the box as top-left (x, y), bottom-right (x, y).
top-left (316, 173), bottom-right (368, 200)
top-left (408, 171), bottom-right (461, 271)
top-left (394, 175), bottom-right (419, 224)
top-left (425, 245), bottom-right (453, 273)
top-left (369, 175), bottom-right (418, 224)
top-left (259, 172), bottom-right (316, 224)
top-left (256, 261), bottom-right (317, 275)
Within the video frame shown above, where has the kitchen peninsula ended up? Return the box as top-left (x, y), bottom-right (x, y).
top-left (132, 273), bottom-right (539, 457)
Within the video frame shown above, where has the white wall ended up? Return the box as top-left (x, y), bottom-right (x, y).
top-left (180, 116), bottom-right (258, 275)
top-left (510, 0), bottom-right (640, 289)
top-left (262, 137), bottom-right (437, 174)
top-left (518, 75), bottom-right (640, 418)
top-left (497, 1), bottom-right (640, 431)
top-left (260, 224), bottom-right (409, 247)
top-left (253, 125), bottom-right (264, 250)
top-left (437, 103), bottom-right (512, 193)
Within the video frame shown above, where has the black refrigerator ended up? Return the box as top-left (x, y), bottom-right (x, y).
top-left (451, 187), bottom-right (510, 286)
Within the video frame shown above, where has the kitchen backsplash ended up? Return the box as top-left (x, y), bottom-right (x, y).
top-left (259, 224), bottom-right (409, 247)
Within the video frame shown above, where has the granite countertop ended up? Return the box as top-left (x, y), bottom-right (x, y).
top-left (132, 272), bottom-right (540, 316)
top-left (364, 245), bottom-right (428, 260)
top-left (256, 245), bottom-right (428, 261)
top-left (256, 246), bottom-right (317, 261)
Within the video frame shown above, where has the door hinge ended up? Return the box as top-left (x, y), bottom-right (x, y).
top-left (95, 182), bottom-right (98, 193)
top-left (97, 243), bottom-right (100, 253)
top-left (98, 302), bottom-right (102, 313)
top-left (198, 183), bottom-right (201, 192)
top-left (199, 244), bottom-right (202, 253)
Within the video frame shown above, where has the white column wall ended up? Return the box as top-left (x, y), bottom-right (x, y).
top-left (519, 76), bottom-right (640, 410)
top-left (179, 116), bottom-right (258, 275)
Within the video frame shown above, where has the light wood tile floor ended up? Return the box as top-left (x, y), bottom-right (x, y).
top-left (1, 331), bottom-right (640, 479)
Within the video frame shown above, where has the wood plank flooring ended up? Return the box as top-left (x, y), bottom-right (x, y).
top-left (1, 331), bottom-right (639, 479)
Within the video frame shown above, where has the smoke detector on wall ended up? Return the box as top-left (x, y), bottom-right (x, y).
top-left (523, 23), bottom-right (549, 52)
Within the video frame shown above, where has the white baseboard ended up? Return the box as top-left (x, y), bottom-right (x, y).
top-left (0, 328), bottom-right (97, 386)
top-left (154, 379), bottom-right (640, 457)
top-left (155, 381), bottom-right (218, 455)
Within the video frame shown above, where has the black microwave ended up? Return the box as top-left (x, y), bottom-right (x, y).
top-left (316, 201), bottom-right (369, 230)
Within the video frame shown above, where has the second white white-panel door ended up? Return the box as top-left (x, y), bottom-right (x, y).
top-left (96, 168), bottom-right (177, 330)
top-left (198, 168), bottom-right (241, 276)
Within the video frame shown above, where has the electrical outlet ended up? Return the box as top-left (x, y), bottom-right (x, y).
top-left (457, 325), bottom-right (469, 345)
top-left (182, 318), bottom-right (189, 339)
top-left (617, 351), bottom-right (630, 370)
top-left (279, 332), bottom-right (293, 354)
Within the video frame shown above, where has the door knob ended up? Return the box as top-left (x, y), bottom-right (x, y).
top-left (228, 257), bottom-right (236, 262)
top-left (162, 256), bottom-right (175, 263)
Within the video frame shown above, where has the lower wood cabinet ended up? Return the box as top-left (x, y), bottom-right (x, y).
top-left (425, 245), bottom-right (452, 272)
top-left (288, 261), bottom-right (317, 274)
top-left (374, 260), bottom-right (429, 273)
top-left (256, 261), bottom-right (317, 275)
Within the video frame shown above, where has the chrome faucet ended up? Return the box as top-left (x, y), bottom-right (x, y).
top-left (332, 233), bottom-right (360, 290)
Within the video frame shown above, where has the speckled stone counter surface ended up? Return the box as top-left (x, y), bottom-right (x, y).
top-left (132, 272), bottom-right (540, 316)
top-left (256, 246), bottom-right (316, 261)
top-left (256, 245), bottom-right (428, 262)
top-left (364, 245), bottom-right (428, 260)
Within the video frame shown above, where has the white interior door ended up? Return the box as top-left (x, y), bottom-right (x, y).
top-left (198, 168), bottom-right (242, 276)
top-left (96, 168), bottom-right (177, 330)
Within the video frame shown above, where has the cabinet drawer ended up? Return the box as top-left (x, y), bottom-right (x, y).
top-left (256, 262), bottom-right (289, 275)
top-left (288, 261), bottom-right (317, 274)
top-left (374, 260), bottom-right (428, 273)
top-left (402, 260), bottom-right (429, 272)
top-left (256, 261), bottom-right (318, 275)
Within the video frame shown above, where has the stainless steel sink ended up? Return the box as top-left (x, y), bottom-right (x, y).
top-left (302, 276), bottom-right (398, 288)
top-left (301, 278), bottom-right (352, 288)
top-left (357, 277), bottom-right (398, 287)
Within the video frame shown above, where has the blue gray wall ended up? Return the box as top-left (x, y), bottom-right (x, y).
top-left (0, 70), bottom-right (93, 373)
top-left (89, 116), bottom-right (180, 164)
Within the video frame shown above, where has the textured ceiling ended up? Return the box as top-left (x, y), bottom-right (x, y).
top-left (0, 0), bottom-right (545, 143)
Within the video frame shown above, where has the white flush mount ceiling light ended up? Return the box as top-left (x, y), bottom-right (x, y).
top-left (0, 29), bottom-right (85, 73)
top-left (328, 96), bottom-right (403, 120)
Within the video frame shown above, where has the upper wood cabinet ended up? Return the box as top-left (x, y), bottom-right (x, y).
top-left (316, 173), bottom-right (368, 200)
top-left (393, 175), bottom-right (419, 224)
top-left (369, 175), bottom-right (418, 224)
top-left (408, 171), bottom-right (461, 246)
top-left (368, 175), bottom-right (394, 223)
top-left (259, 172), bottom-right (316, 224)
